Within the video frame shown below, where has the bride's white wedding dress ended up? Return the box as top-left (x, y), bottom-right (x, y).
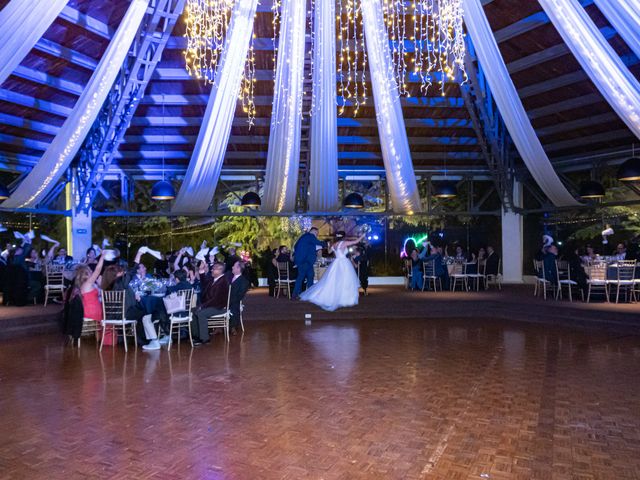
top-left (300, 242), bottom-right (359, 311)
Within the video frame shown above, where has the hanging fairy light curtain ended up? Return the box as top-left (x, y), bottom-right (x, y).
top-left (2, 0), bottom-right (149, 209)
top-left (538, 0), bottom-right (640, 140)
top-left (262, 0), bottom-right (307, 212)
top-left (172, 0), bottom-right (259, 214)
top-left (461, 0), bottom-right (580, 207)
top-left (592, 0), bottom-right (640, 60)
top-left (308, 0), bottom-right (339, 212)
top-left (184, 0), bottom-right (257, 124)
top-left (337, 0), bottom-right (466, 116)
top-left (361, 0), bottom-right (422, 214)
top-left (0, 0), bottom-right (69, 85)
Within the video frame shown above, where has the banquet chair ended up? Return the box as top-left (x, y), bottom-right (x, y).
top-left (43, 263), bottom-right (65, 306)
top-left (404, 258), bottom-right (412, 289)
top-left (77, 318), bottom-right (101, 348)
top-left (555, 260), bottom-right (583, 302)
top-left (275, 262), bottom-right (295, 298)
top-left (239, 300), bottom-right (245, 333)
top-left (100, 290), bottom-right (138, 352)
top-left (533, 260), bottom-right (554, 300)
top-left (466, 260), bottom-right (486, 291)
top-left (485, 259), bottom-right (502, 290)
top-left (608, 260), bottom-right (637, 304)
top-left (166, 289), bottom-right (195, 350)
top-left (422, 261), bottom-right (441, 291)
top-left (586, 263), bottom-right (609, 303)
top-left (450, 262), bottom-right (468, 292)
top-left (207, 287), bottom-right (232, 342)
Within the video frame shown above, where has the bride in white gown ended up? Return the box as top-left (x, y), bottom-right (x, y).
top-left (300, 231), bottom-right (366, 311)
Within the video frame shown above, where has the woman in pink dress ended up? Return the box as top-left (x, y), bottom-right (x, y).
top-left (74, 255), bottom-right (107, 343)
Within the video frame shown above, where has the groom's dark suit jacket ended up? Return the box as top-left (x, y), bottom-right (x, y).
top-left (293, 233), bottom-right (325, 267)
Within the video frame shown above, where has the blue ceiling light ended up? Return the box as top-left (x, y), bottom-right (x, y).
top-left (151, 180), bottom-right (176, 200)
top-left (343, 192), bottom-right (364, 209)
top-left (241, 191), bottom-right (261, 208)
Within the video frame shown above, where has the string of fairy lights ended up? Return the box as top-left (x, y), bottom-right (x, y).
top-left (184, 0), bottom-right (467, 119)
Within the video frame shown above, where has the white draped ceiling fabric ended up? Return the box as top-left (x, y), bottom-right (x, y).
top-left (3, 0), bottom-right (149, 209)
top-left (361, 0), bottom-right (422, 214)
top-left (461, 0), bottom-right (581, 207)
top-left (592, 0), bottom-right (640, 60)
top-left (172, 0), bottom-right (259, 213)
top-left (308, 0), bottom-right (339, 212)
top-left (0, 0), bottom-right (69, 86)
top-left (262, 0), bottom-right (307, 212)
top-left (539, 0), bottom-right (640, 140)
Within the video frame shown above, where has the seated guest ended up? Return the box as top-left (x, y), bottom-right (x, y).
top-left (192, 262), bottom-right (229, 345)
top-left (476, 247), bottom-right (486, 263)
top-left (563, 244), bottom-right (587, 295)
top-left (453, 245), bottom-right (469, 262)
top-left (485, 245), bottom-right (500, 276)
top-left (423, 243), bottom-right (449, 290)
top-left (542, 244), bottom-right (559, 284)
top-left (166, 269), bottom-right (192, 295)
top-left (229, 261), bottom-right (250, 335)
top-left (581, 245), bottom-right (599, 265)
top-left (51, 246), bottom-right (73, 265)
top-left (26, 248), bottom-right (44, 303)
top-left (6, 241), bottom-right (32, 306)
top-left (75, 255), bottom-right (105, 339)
top-left (266, 247), bottom-right (278, 297)
top-left (273, 245), bottom-right (297, 279)
top-left (613, 243), bottom-right (627, 261)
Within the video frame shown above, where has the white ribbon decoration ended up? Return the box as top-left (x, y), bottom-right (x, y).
top-left (0, 0), bottom-right (69, 85)
top-left (172, 0), bottom-right (259, 213)
top-left (461, 0), bottom-right (581, 207)
top-left (262, 0), bottom-right (307, 212)
top-left (2, 0), bottom-right (149, 208)
top-left (308, 0), bottom-right (339, 212)
top-left (538, 0), bottom-right (640, 140)
top-left (592, 0), bottom-right (640, 60)
top-left (361, 0), bottom-right (422, 214)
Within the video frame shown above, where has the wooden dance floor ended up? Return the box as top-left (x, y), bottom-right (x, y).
top-left (1, 288), bottom-right (640, 479)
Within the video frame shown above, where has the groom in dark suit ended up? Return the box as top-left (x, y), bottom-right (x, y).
top-left (292, 227), bottom-right (325, 299)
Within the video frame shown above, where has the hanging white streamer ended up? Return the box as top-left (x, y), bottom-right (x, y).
top-left (0, 0), bottom-right (69, 86)
top-left (592, 0), bottom-right (640, 60)
top-left (2, 0), bottom-right (149, 208)
top-left (262, 0), bottom-right (307, 212)
top-left (538, 0), bottom-right (640, 140)
top-left (361, 0), bottom-right (422, 214)
top-left (461, 0), bottom-right (581, 207)
top-left (309, 0), bottom-right (339, 212)
top-left (172, 0), bottom-right (259, 213)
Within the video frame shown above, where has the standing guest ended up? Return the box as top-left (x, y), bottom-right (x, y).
top-left (351, 246), bottom-right (370, 295)
top-left (7, 241), bottom-right (32, 306)
top-left (543, 244), bottom-right (559, 284)
top-left (154, 252), bottom-right (171, 278)
top-left (26, 249), bottom-right (44, 304)
top-left (292, 227), bottom-right (325, 299)
top-left (229, 261), bottom-right (250, 335)
top-left (83, 247), bottom-right (98, 271)
top-left (485, 245), bottom-right (500, 276)
top-left (408, 248), bottom-right (425, 290)
top-left (192, 262), bottom-right (229, 345)
top-left (224, 246), bottom-right (242, 273)
top-left (423, 243), bottom-right (450, 290)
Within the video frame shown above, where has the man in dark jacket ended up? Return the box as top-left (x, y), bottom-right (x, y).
top-left (292, 227), bottom-right (325, 298)
top-left (229, 261), bottom-right (250, 335)
top-left (193, 262), bottom-right (229, 345)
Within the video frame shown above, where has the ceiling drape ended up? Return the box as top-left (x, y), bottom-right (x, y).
top-left (172, 0), bottom-right (260, 213)
top-left (3, 0), bottom-right (149, 209)
top-left (592, 0), bottom-right (640, 60)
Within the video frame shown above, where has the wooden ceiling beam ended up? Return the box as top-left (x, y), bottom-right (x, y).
top-left (58, 6), bottom-right (113, 39)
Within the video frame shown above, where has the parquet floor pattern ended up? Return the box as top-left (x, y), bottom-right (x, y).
top-left (1, 315), bottom-right (639, 479)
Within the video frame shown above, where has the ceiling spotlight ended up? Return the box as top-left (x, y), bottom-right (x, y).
top-left (433, 182), bottom-right (457, 198)
top-left (343, 192), bottom-right (364, 209)
top-left (240, 191), bottom-right (261, 208)
top-left (617, 157), bottom-right (640, 182)
top-left (578, 180), bottom-right (605, 199)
